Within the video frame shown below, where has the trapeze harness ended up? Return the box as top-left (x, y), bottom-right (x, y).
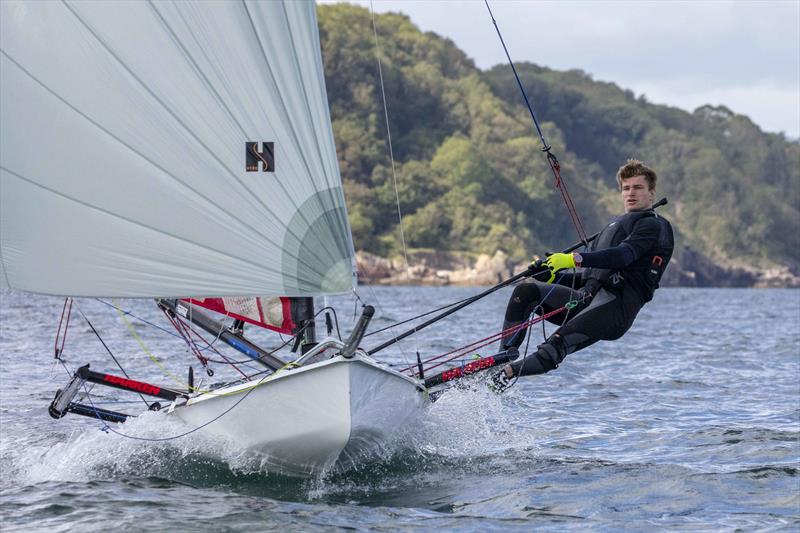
top-left (504, 209), bottom-right (674, 377)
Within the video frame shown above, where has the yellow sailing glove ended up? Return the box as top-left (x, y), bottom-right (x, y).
top-left (543, 252), bottom-right (576, 283)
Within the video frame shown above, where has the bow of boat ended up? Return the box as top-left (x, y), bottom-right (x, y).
top-left (170, 353), bottom-right (427, 476)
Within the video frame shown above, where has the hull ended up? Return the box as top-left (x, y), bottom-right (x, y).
top-left (171, 354), bottom-right (427, 476)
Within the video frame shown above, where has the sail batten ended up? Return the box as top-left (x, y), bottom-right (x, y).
top-left (0, 0), bottom-right (356, 297)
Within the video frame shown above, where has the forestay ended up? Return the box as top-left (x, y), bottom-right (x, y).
top-left (0, 0), bottom-right (356, 298)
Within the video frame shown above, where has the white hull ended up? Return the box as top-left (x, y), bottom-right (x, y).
top-left (171, 353), bottom-right (427, 476)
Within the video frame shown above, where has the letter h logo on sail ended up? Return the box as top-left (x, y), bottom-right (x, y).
top-left (246, 142), bottom-right (274, 172)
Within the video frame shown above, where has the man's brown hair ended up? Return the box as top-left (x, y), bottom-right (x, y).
top-left (616, 159), bottom-right (657, 190)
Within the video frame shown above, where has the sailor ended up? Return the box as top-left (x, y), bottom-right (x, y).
top-left (492, 159), bottom-right (674, 389)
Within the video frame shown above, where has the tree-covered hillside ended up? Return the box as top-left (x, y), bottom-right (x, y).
top-left (318, 4), bottom-right (800, 280)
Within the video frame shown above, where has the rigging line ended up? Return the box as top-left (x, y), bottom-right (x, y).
top-left (178, 306), bottom-right (301, 383)
top-left (369, 0), bottom-right (411, 282)
top-left (177, 316), bottom-right (253, 380)
top-left (407, 271), bottom-right (570, 374)
top-left (483, 0), bottom-right (588, 244)
top-left (74, 303), bottom-right (150, 408)
top-left (114, 301), bottom-right (295, 396)
top-left (163, 310), bottom-right (210, 369)
top-left (508, 271), bottom-right (569, 347)
top-left (180, 322), bottom-right (264, 368)
top-left (365, 1), bottom-right (419, 366)
top-left (191, 303), bottom-right (231, 353)
top-left (98, 298), bottom-right (238, 360)
top-left (403, 310), bottom-right (547, 373)
top-left (363, 267), bottom-right (564, 339)
top-left (111, 299), bottom-right (192, 390)
top-left (484, 0), bottom-right (547, 148)
top-left (364, 295), bottom-right (474, 337)
top-left (420, 305), bottom-right (569, 375)
top-left (96, 299), bottom-right (181, 339)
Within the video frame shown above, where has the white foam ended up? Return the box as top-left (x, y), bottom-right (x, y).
top-left (19, 411), bottom-right (253, 483)
top-left (406, 381), bottom-right (539, 458)
top-left (14, 379), bottom-right (538, 486)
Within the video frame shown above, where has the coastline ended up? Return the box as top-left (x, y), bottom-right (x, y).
top-left (356, 249), bottom-right (800, 288)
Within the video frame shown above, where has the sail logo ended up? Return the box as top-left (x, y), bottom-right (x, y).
top-left (246, 142), bottom-right (275, 172)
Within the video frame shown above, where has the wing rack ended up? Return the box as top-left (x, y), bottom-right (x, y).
top-left (49, 364), bottom-right (186, 423)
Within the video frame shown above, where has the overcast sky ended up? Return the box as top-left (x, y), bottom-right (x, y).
top-left (331, 0), bottom-right (800, 139)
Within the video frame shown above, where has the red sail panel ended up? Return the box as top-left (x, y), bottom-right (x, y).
top-left (183, 297), bottom-right (295, 334)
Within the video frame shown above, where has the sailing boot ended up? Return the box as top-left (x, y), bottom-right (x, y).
top-left (490, 333), bottom-right (568, 392)
top-left (511, 333), bottom-right (568, 376)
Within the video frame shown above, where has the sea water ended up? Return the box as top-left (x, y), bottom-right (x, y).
top-left (1, 287), bottom-right (798, 531)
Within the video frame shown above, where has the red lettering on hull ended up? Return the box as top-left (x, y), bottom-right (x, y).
top-left (440, 356), bottom-right (496, 383)
top-left (103, 374), bottom-right (162, 396)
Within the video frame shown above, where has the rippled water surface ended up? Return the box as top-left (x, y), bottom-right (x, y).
top-left (1, 287), bottom-right (798, 531)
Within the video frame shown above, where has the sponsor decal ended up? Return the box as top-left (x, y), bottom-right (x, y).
top-left (440, 356), bottom-right (497, 383)
top-left (103, 374), bottom-right (162, 396)
top-left (246, 141), bottom-right (275, 172)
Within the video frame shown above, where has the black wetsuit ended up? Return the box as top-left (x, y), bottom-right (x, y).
top-left (502, 209), bottom-right (674, 376)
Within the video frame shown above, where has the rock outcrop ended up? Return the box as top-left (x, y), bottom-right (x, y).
top-left (357, 250), bottom-right (513, 286)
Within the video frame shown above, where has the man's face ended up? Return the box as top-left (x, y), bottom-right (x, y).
top-left (621, 175), bottom-right (655, 213)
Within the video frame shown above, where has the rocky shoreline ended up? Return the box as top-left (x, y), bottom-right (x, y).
top-left (356, 248), bottom-right (800, 288)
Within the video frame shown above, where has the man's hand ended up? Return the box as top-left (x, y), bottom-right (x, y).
top-left (544, 252), bottom-right (576, 283)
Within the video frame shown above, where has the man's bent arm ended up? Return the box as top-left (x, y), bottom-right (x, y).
top-left (579, 217), bottom-right (660, 269)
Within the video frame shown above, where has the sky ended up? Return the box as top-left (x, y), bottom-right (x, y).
top-left (330, 0), bottom-right (800, 139)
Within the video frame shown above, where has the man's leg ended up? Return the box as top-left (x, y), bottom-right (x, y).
top-left (509, 288), bottom-right (631, 376)
top-left (500, 281), bottom-right (578, 351)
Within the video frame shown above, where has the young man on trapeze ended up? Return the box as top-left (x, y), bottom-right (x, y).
top-left (493, 159), bottom-right (674, 389)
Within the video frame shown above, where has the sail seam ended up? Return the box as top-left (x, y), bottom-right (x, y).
top-left (145, 2), bottom-right (342, 271)
top-left (59, 0), bottom-right (336, 280)
top-left (146, 2), bottom-right (250, 140)
top-left (280, 0), bottom-right (354, 271)
top-left (0, 49), bottom-right (324, 280)
top-left (1, 166), bottom-right (292, 283)
top-left (370, 1), bottom-right (410, 281)
top-left (241, 0), bottom-right (346, 270)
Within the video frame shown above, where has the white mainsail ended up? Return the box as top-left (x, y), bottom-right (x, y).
top-left (0, 0), bottom-right (356, 298)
